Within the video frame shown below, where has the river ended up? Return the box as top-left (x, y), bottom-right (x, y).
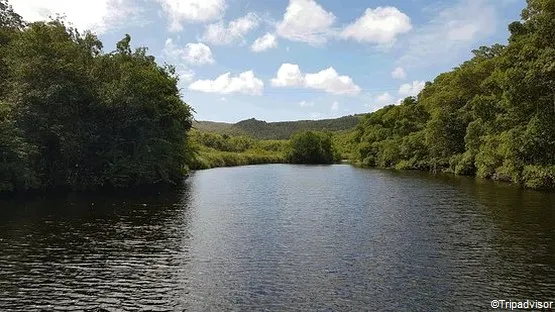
top-left (1, 164), bottom-right (554, 311)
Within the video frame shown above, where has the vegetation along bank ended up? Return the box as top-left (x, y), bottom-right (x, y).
top-left (1, 0), bottom-right (554, 193)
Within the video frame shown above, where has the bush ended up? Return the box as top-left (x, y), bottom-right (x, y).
top-left (188, 149), bottom-right (285, 170)
top-left (522, 165), bottom-right (555, 189)
top-left (287, 131), bottom-right (338, 164)
top-left (450, 152), bottom-right (475, 176)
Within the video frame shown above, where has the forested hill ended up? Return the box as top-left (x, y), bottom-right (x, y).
top-left (194, 115), bottom-right (361, 140)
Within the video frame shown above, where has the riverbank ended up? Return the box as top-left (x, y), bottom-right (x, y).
top-left (187, 129), bottom-right (341, 170)
top-left (351, 160), bottom-right (555, 191)
top-left (188, 149), bottom-right (286, 170)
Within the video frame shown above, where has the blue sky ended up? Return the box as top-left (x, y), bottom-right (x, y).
top-left (11, 0), bottom-right (525, 122)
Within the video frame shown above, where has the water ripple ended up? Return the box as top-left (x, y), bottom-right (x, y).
top-left (0, 165), bottom-right (554, 311)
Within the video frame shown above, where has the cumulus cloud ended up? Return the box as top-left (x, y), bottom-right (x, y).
top-left (366, 92), bottom-right (404, 111)
top-left (183, 43), bottom-right (215, 65)
top-left (341, 7), bottom-right (412, 45)
top-left (172, 65), bottom-right (195, 83)
top-left (276, 0), bottom-right (336, 45)
top-left (391, 67), bottom-right (407, 80)
top-left (161, 39), bottom-right (197, 86)
top-left (155, 0), bottom-right (226, 32)
top-left (202, 13), bottom-right (260, 45)
top-left (10, 0), bottom-right (143, 33)
top-left (189, 71), bottom-right (264, 95)
top-left (399, 81), bottom-right (426, 97)
top-left (271, 63), bottom-right (305, 88)
top-left (271, 64), bottom-right (361, 95)
top-left (399, 0), bottom-right (497, 67)
top-left (251, 33), bottom-right (278, 52)
top-left (162, 39), bottom-right (182, 60)
top-left (299, 101), bottom-right (314, 107)
top-left (305, 68), bottom-right (361, 95)
top-left (163, 39), bottom-right (215, 66)
top-left (375, 92), bottom-right (395, 105)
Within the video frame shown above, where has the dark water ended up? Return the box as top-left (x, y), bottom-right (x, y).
top-left (1, 165), bottom-right (554, 311)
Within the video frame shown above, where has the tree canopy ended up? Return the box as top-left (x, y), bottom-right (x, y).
top-left (288, 131), bottom-right (339, 164)
top-left (350, 0), bottom-right (555, 189)
top-left (194, 116), bottom-right (361, 140)
top-left (0, 5), bottom-right (193, 193)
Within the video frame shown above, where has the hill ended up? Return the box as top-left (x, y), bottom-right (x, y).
top-left (192, 120), bottom-right (234, 133)
top-left (193, 115), bottom-right (362, 140)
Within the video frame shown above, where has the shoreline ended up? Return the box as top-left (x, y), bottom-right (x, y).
top-left (3, 162), bottom-right (553, 200)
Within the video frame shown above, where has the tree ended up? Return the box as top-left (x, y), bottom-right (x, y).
top-left (287, 131), bottom-right (338, 164)
top-left (0, 12), bottom-right (194, 193)
top-left (350, 0), bottom-right (555, 189)
top-left (0, 0), bottom-right (24, 29)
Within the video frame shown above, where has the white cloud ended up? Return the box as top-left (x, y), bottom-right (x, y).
top-left (163, 39), bottom-right (215, 66)
top-left (391, 67), bottom-right (407, 80)
top-left (299, 101), bottom-right (314, 107)
top-left (271, 63), bottom-right (305, 87)
top-left (220, 97), bottom-right (227, 101)
top-left (341, 7), bottom-right (412, 45)
top-left (399, 0), bottom-right (497, 67)
top-left (202, 13), bottom-right (260, 45)
top-left (251, 33), bottom-right (278, 52)
top-left (271, 64), bottom-right (361, 95)
top-left (183, 43), bottom-right (215, 65)
top-left (399, 81), bottom-right (426, 97)
top-left (375, 92), bottom-right (395, 105)
top-left (305, 68), bottom-right (361, 95)
top-left (365, 92), bottom-right (403, 111)
top-left (176, 66), bottom-right (196, 83)
top-left (155, 0), bottom-right (226, 32)
top-left (189, 71), bottom-right (264, 95)
top-left (161, 39), bottom-right (196, 86)
top-left (276, 0), bottom-right (336, 45)
top-left (10, 0), bottom-right (142, 33)
top-left (331, 101), bottom-right (339, 111)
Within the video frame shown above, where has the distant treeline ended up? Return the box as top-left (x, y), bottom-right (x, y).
top-left (0, 1), bottom-right (194, 192)
top-left (188, 130), bottom-right (340, 170)
top-left (194, 115), bottom-right (361, 140)
top-left (349, 0), bottom-right (555, 189)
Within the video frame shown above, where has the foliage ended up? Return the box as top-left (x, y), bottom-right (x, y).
top-left (188, 149), bottom-right (285, 170)
top-left (0, 8), bottom-right (193, 193)
top-left (189, 129), bottom-right (340, 168)
top-left (351, 0), bottom-right (555, 189)
top-left (187, 130), bottom-right (287, 170)
top-left (193, 120), bottom-right (235, 134)
top-left (287, 131), bottom-right (340, 164)
top-left (194, 115), bottom-right (361, 140)
top-left (332, 130), bottom-right (357, 160)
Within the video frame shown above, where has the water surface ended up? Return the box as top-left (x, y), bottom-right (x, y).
top-left (1, 164), bottom-right (554, 311)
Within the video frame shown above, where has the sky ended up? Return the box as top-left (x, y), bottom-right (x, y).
top-left (10, 0), bottom-right (525, 122)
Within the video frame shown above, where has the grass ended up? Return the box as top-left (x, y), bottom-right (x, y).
top-left (189, 148), bottom-right (286, 170)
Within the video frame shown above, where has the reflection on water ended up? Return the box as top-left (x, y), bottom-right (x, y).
top-left (0, 165), bottom-right (554, 311)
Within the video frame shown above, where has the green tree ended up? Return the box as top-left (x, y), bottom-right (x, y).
top-left (0, 8), bottom-right (194, 193)
top-left (287, 131), bottom-right (338, 164)
top-left (350, 0), bottom-right (555, 189)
